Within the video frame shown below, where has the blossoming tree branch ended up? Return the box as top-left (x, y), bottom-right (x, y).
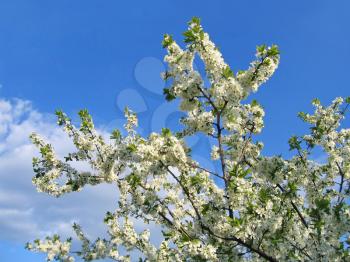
top-left (26, 18), bottom-right (350, 261)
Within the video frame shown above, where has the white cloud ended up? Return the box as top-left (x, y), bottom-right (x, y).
top-left (0, 97), bottom-right (119, 244)
top-left (0, 96), bottom-right (164, 262)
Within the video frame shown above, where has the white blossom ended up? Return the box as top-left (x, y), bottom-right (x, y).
top-left (26, 17), bottom-right (350, 262)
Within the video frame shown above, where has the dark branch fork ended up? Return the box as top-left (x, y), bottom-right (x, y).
top-left (163, 163), bottom-right (277, 262)
top-left (188, 81), bottom-right (279, 260)
top-left (161, 88), bottom-right (279, 262)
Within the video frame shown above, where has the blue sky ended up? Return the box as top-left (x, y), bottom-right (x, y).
top-left (0, 0), bottom-right (349, 261)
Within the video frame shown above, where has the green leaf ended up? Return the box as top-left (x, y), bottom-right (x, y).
top-left (238, 168), bottom-right (251, 178)
top-left (67, 180), bottom-right (80, 191)
top-left (162, 231), bottom-right (174, 240)
top-left (228, 217), bottom-right (243, 227)
top-left (288, 136), bottom-right (301, 151)
top-left (104, 211), bottom-right (114, 223)
top-left (78, 109), bottom-right (89, 118)
top-left (55, 110), bottom-right (68, 126)
top-left (267, 45), bottom-right (280, 56)
top-left (179, 234), bottom-right (191, 243)
top-left (315, 198), bottom-right (330, 213)
top-left (126, 144), bottom-right (137, 152)
top-left (251, 99), bottom-right (260, 107)
top-left (246, 202), bottom-right (256, 215)
top-left (256, 44), bottom-right (267, 54)
top-left (110, 129), bottom-right (121, 140)
top-left (183, 30), bottom-right (196, 43)
top-left (162, 34), bottom-right (174, 48)
top-left (161, 128), bottom-right (171, 137)
top-left (297, 112), bottom-right (307, 121)
top-left (64, 154), bottom-right (73, 162)
top-left (287, 182), bottom-right (298, 195)
top-left (126, 173), bottom-right (141, 189)
top-left (345, 96), bottom-right (350, 104)
top-left (72, 183), bottom-right (80, 191)
top-left (78, 109), bottom-right (93, 130)
top-left (52, 234), bottom-right (60, 241)
top-left (222, 66), bottom-right (234, 79)
top-left (190, 174), bottom-right (203, 186)
top-left (201, 203), bottom-right (210, 215)
top-left (334, 202), bottom-right (345, 220)
top-left (163, 88), bottom-right (176, 101)
top-left (189, 17), bottom-right (201, 26)
top-left (236, 70), bottom-right (245, 76)
top-left (183, 17), bottom-right (203, 43)
top-left (258, 188), bottom-right (270, 203)
top-left (312, 98), bottom-right (320, 105)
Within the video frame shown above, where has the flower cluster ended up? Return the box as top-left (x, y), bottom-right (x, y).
top-left (237, 44), bottom-right (280, 96)
top-left (27, 18), bottom-right (350, 262)
top-left (26, 235), bottom-right (74, 262)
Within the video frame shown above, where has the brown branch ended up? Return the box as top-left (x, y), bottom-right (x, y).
top-left (138, 183), bottom-right (193, 241)
top-left (192, 164), bottom-right (224, 179)
top-left (161, 162), bottom-right (276, 261)
top-left (282, 237), bottom-right (312, 260)
top-left (336, 161), bottom-right (345, 203)
top-left (196, 85), bottom-right (218, 111)
top-left (201, 224), bottom-right (277, 262)
top-left (276, 184), bottom-right (308, 229)
top-left (215, 104), bottom-right (234, 219)
top-left (161, 162), bottom-right (202, 220)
